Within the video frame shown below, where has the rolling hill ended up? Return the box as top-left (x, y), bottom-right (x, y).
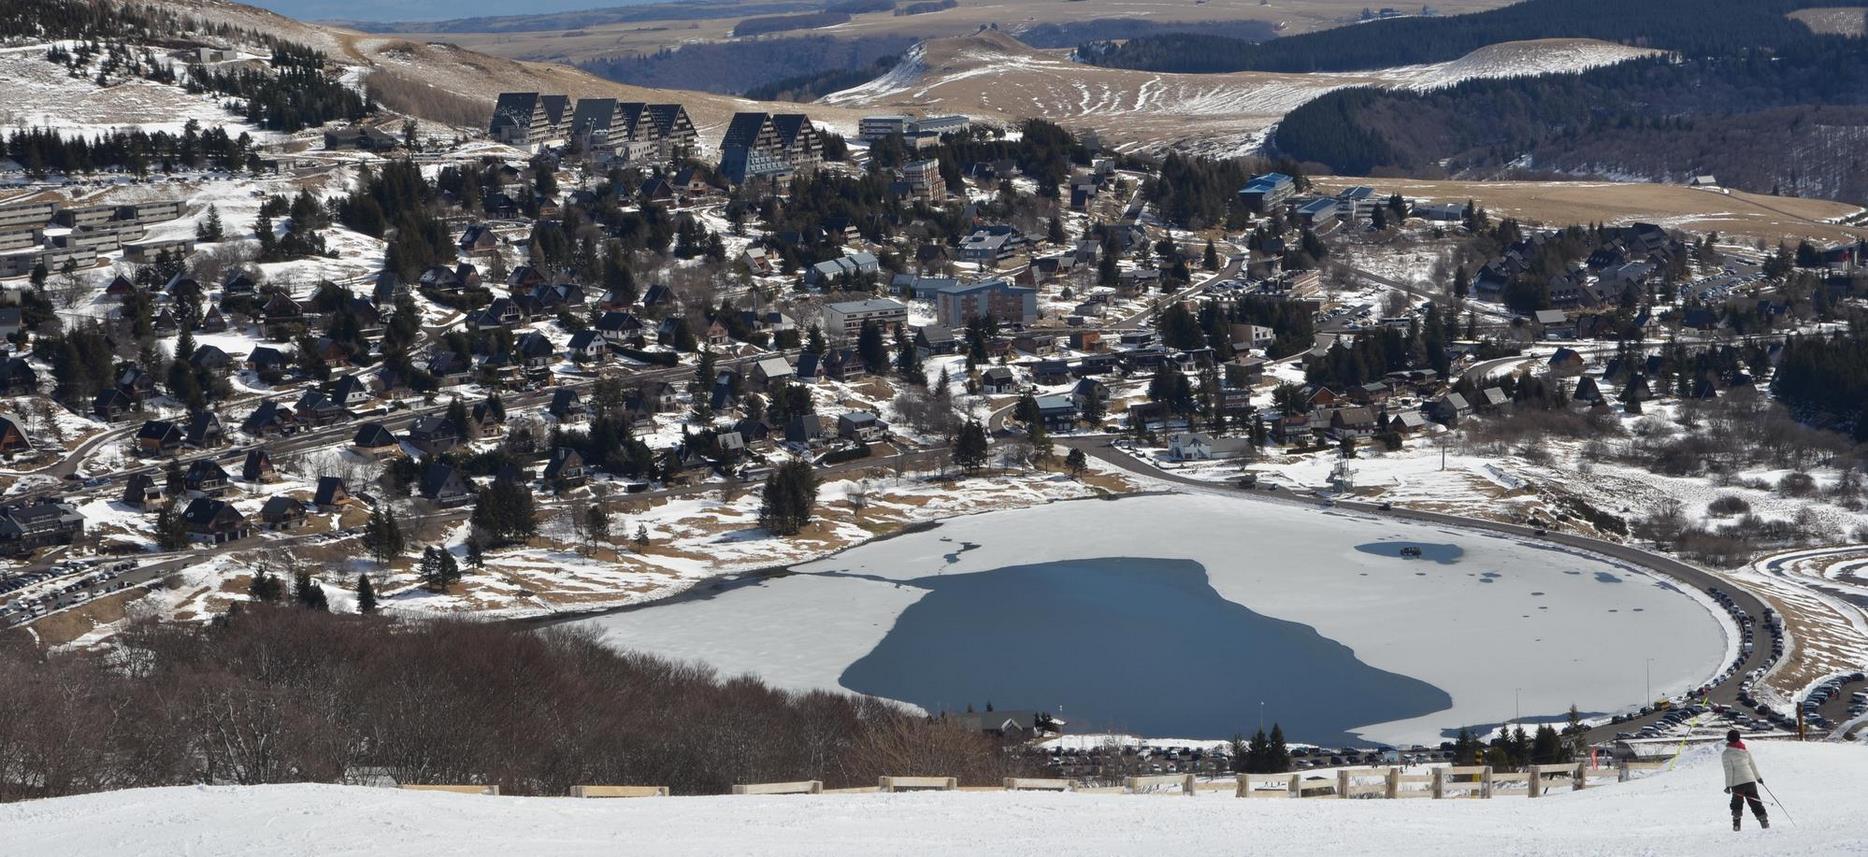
top-left (821, 30), bottom-right (1655, 156)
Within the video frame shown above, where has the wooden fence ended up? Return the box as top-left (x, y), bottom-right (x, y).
top-left (397, 762), bottom-right (1657, 802)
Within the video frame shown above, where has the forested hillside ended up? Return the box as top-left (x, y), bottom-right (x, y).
top-left (581, 35), bottom-right (911, 96)
top-left (1272, 37), bottom-right (1868, 201)
top-left (1080, 0), bottom-right (1832, 73)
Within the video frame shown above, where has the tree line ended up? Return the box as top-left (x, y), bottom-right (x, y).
top-left (1080, 0), bottom-right (1831, 74)
top-left (0, 607), bottom-right (1022, 800)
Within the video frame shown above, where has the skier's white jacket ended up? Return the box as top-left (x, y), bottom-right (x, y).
top-left (1722, 745), bottom-right (1761, 788)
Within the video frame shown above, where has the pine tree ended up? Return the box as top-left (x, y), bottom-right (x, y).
top-left (584, 502), bottom-right (610, 550)
top-left (1065, 447), bottom-right (1088, 478)
top-left (1047, 215), bottom-right (1065, 244)
top-left (363, 506), bottom-right (404, 567)
top-left (1267, 724), bottom-right (1290, 772)
top-left (248, 569), bottom-right (284, 603)
top-left (857, 320), bottom-right (888, 373)
top-left (1244, 728), bottom-right (1272, 773)
top-left (1452, 726), bottom-right (1482, 766)
top-left (356, 572), bottom-right (377, 614)
top-left (465, 536), bottom-right (485, 570)
top-left (293, 571), bottom-right (328, 611)
top-left (952, 419), bottom-right (989, 474)
top-left (154, 499), bottom-right (189, 550)
top-left (196, 204), bottom-right (224, 242)
top-left (471, 475), bottom-right (538, 546)
top-left (758, 459), bottom-right (819, 536)
top-left (1203, 239), bottom-right (1219, 271)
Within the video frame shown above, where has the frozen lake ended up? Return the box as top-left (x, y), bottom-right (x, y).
top-left (572, 494), bottom-right (1730, 745)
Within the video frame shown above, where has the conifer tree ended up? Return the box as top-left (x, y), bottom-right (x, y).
top-left (293, 571), bottom-right (328, 611)
top-left (356, 572), bottom-right (377, 615)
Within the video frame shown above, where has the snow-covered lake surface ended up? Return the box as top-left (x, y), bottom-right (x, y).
top-left (574, 494), bottom-right (1729, 745)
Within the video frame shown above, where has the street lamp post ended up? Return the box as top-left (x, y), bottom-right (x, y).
top-left (1645, 658), bottom-right (1655, 709)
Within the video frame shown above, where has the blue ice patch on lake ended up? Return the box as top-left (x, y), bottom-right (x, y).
top-left (837, 557), bottom-right (1451, 744)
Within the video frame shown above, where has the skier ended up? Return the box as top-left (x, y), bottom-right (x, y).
top-left (1721, 729), bottom-right (1768, 831)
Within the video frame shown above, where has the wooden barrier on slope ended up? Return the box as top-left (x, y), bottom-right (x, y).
top-left (1527, 763), bottom-right (1583, 797)
top-left (732, 781), bottom-right (823, 795)
top-left (570, 785), bottom-right (668, 798)
top-left (1337, 767), bottom-right (1395, 799)
top-left (1125, 773), bottom-right (1197, 795)
top-left (1003, 777), bottom-right (1072, 791)
top-left (1235, 772), bottom-right (1299, 798)
top-left (402, 784), bottom-right (499, 796)
top-left (1432, 766), bottom-right (1492, 799)
top-left (879, 776), bottom-right (957, 792)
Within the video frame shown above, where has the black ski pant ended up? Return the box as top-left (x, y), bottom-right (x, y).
top-left (1729, 782), bottom-right (1766, 821)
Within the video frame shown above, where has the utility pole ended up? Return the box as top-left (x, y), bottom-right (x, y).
top-left (1645, 658), bottom-right (1655, 709)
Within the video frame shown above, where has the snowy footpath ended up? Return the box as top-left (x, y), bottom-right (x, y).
top-left (3, 742), bottom-right (1864, 856)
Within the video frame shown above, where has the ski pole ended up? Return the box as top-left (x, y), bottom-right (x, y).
top-left (1759, 780), bottom-right (1795, 827)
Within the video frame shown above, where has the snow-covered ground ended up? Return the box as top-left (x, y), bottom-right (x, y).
top-left (576, 492), bottom-right (1729, 746)
top-left (6, 741), bottom-right (1863, 857)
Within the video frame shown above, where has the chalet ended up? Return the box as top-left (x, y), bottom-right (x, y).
top-left (567, 329), bottom-right (606, 362)
top-left (837, 411), bottom-right (889, 442)
top-left (353, 422), bottom-right (399, 457)
top-left (821, 348), bottom-right (866, 382)
top-left (418, 462), bottom-right (474, 507)
top-left (184, 410), bottom-right (225, 449)
top-left (105, 273), bottom-right (137, 299)
top-left (1167, 432), bottom-right (1215, 461)
top-left (294, 389), bottom-right (348, 426)
top-left (407, 415), bottom-right (460, 455)
top-left (1224, 355), bottom-right (1268, 388)
top-left (1349, 382), bottom-right (1391, 406)
top-left (263, 293), bottom-right (305, 326)
top-left (751, 356), bottom-right (794, 388)
top-left (1477, 387), bottom-right (1510, 411)
top-left (543, 447), bottom-right (588, 492)
top-left (469, 297), bottom-right (524, 330)
top-left (247, 346), bottom-right (291, 382)
top-left (122, 473), bottom-right (162, 508)
top-left (313, 476), bottom-right (351, 510)
top-left (0, 415), bottom-right (26, 455)
top-left (0, 501), bottom-right (84, 556)
top-left (793, 351), bottom-right (821, 383)
top-left (980, 366), bottom-right (1017, 394)
top-left (1387, 411), bottom-right (1428, 434)
top-left (470, 397), bottom-right (507, 431)
top-left (184, 459), bottom-right (231, 497)
top-left (704, 318), bottom-right (731, 347)
top-left (1032, 393), bottom-right (1078, 431)
top-left (240, 400), bottom-right (295, 437)
top-left (222, 268), bottom-right (260, 295)
top-left (329, 374), bottom-right (372, 408)
top-left (1077, 353), bottom-right (1121, 376)
top-left (594, 310), bottom-right (644, 344)
top-left (136, 420), bottom-right (184, 456)
top-left (458, 224), bottom-right (498, 256)
top-left (1030, 360), bottom-right (1071, 386)
top-left (1069, 378), bottom-right (1108, 411)
top-left (189, 345), bottom-right (232, 374)
top-left (427, 351), bottom-right (472, 385)
top-left (181, 497), bottom-right (248, 544)
top-left (549, 388), bottom-right (586, 420)
top-left (241, 448), bottom-right (277, 483)
top-left (516, 331), bottom-right (557, 370)
top-left (1426, 392), bottom-right (1471, 426)
top-left (915, 325), bottom-right (958, 358)
top-left (1329, 406), bottom-right (1379, 439)
top-left (1548, 347), bottom-right (1587, 377)
top-left (94, 388), bottom-right (135, 421)
top-left (1572, 376), bottom-right (1603, 403)
top-left (260, 496), bottom-right (308, 531)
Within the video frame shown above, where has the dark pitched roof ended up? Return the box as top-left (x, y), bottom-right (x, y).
top-left (354, 422), bottom-right (397, 447)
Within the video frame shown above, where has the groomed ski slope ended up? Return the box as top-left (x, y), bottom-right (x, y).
top-left (4, 743), bottom-right (1864, 856)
